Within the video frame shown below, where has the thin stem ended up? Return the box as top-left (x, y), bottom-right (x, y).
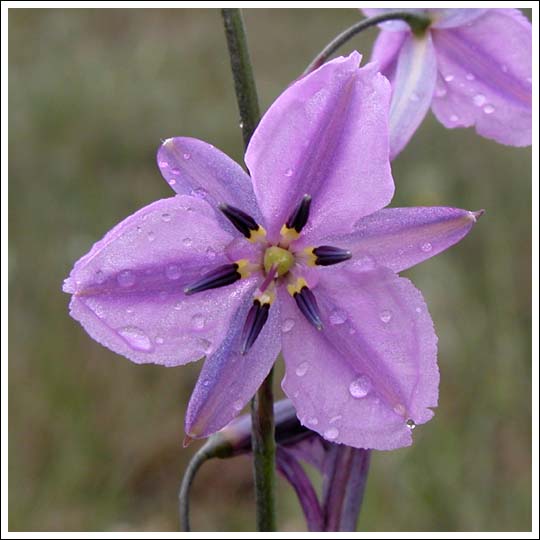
top-left (250, 368), bottom-right (277, 531)
top-left (178, 443), bottom-right (214, 532)
top-left (221, 8), bottom-right (261, 147)
top-left (221, 8), bottom-right (276, 532)
top-left (303, 11), bottom-right (430, 75)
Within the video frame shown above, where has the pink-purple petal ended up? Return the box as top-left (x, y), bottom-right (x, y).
top-left (64, 195), bottom-right (251, 366)
top-left (157, 137), bottom-right (262, 221)
top-left (371, 30), bottom-right (408, 79)
top-left (245, 53), bottom-right (394, 240)
top-left (310, 207), bottom-right (480, 274)
top-left (280, 267), bottom-right (439, 451)
top-left (388, 33), bottom-right (438, 159)
top-left (431, 9), bottom-right (532, 146)
top-left (429, 8), bottom-right (488, 29)
top-left (185, 295), bottom-right (281, 438)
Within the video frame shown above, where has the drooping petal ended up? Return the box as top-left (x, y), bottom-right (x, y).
top-left (431, 9), bottom-right (532, 146)
top-left (305, 207), bottom-right (481, 274)
top-left (280, 267), bottom-right (439, 450)
top-left (157, 137), bottom-right (262, 222)
top-left (185, 294), bottom-right (281, 438)
top-left (371, 30), bottom-right (408, 80)
top-left (429, 8), bottom-right (488, 29)
top-left (245, 52), bottom-right (394, 240)
top-left (64, 195), bottom-right (253, 366)
top-left (387, 33), bottom-right (438, 159)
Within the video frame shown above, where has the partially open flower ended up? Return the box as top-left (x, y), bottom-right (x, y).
top-left (63, 52), bottom-right (482, 450)
top-left (364, 8), bottom-right (532, 157)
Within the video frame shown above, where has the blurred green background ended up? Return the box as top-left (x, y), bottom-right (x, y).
top-left (8, 8), bottom-right (532, 532)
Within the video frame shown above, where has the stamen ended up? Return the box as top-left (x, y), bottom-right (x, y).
top-left (184, 260), bottom-right (251, 295)
top-left (308, 245), bottom-right (352, 266)
top-left (280, 194), bottom-right (311, 243)
top-left (240, 294), bottom-right (274, 355)
top-left (287, 277), bottom-right (323, 330)
top-left (219, 203), bottom-right (266, 243)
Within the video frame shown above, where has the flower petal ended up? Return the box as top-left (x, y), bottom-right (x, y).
top-left (307, 206), bottom-right (480, 273)
top-left (431, 9), bottom-right (532, 146)
top-left (371, 30), bottom-right (408, 77)
top-left (387, 33), bottom-right (438, 159)
top-left (280, 267), bottom-right (439, 450)
top-left (157, 137), bottom-right (262, 221)
top-left (64, 195), bottom-right (252, 366)
top-left (245, 52), bottom-right (394, 240)
top-left (429, 9), bottom-right (488, 29)
top-left (185, 294), bottom-right (281, 438)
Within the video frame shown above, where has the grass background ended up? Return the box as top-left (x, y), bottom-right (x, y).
top-left (8, 8), bottom-right (532, 532)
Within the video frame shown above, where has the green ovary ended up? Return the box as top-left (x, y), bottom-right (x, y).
top-left (264, 246), bottom-right (295, 277)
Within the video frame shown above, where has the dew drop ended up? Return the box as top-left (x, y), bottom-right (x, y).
top-left (295, 362), bottom-right (309, 377)
top-left (329, 309), bottom-right (347, 325)
top-left (406, 419), bottom-right (416, 430)
top-left (155, 336), bottom-right (164, 344)
top-left (473, 93), bottom-right (486, 107)
top-left (147, 231), bottom-right (156, 242)
top-left (450, 114), bottom-right (459, 122)
top-left (379, 310), bottom-right (392, 324)
top-left (281, 318), bottom-right (295, 333)
top-left (329, 414), bottom-right (342, 424)
top-left (118, 327), bottom-right (153, 351)
top-left (159, 160), bottom-right (169, 168)
top-left (483, 104), bottom-right (495, 114)
top-left (285, 168), bottom-right (294, 177)
top-left (126, 306), bottom-right (135, 314)
top-left (192, 187), bottom-right (208, 199)
top-left (233, 400), bottom-right (243, 411)
top-left (197, 338), bottom-right (212, 354)
top-left (174, 302), bottom-right (183, 310)
top-left (415, 306), bottom-right (422, 314)
top-left (95, 270), bottom-right (106, 284)
top-left (307, 417), bottom-right (319, 426)
top-left (203, 379), bottom-right (210, 387)
top-left (239, 121), bottom-right (244, 129)
top-left (206, 247), bottom-right (217, 260)
top-left (117, 270), bottom-right (136, 288)
top-left (191, 313), bottom-right (205, 330)
top-left (182, 237), bottom-right (193, 247)
top-left (168, 178), bottom-right (177, 186)
top-left (421, 242), bottom-right (433, 252)
top-left (435, 86), bottom-right (447, 98)
top-left (161, 213), bottom-right (172, 222)
top-left (183, 152), bottom-right (191, 160)
top-left (465, 72), bottom-right (475, 81)
top-left (444, 74), bottom-right (454, 82)
top-left (166, 264), bottom-right (181, 280)
top-left (393, 403), bottom-right (407, 417)
top-left (349, 375), bottom-right (372, 399)
top-left (324, 427), bottom-right (339, 441)
top-left (170, 167), bottom-right (181, 175)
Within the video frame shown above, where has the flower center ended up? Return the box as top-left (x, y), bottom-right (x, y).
top-left (263, 246), bottom-right (294, 277)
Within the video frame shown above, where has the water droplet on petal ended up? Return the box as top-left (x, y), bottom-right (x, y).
top-left (473, 93), bottom-right (486, 107)
top-left (191, 313), bottom-right (205, 330)
top-left (203, 379), bottom-right (210, 387)
top-left (126, 306), bottom-right (135, 314)
top-left (182, 237), bottom-right (193, 247)
top-left (415, 307), bottom-right (422, 314)
top-left (329, 309), bottom-right (347, 325)
top-left (466, 72), bottom-right (475, 81)
top-left (233, 400), bottom-right (243, 411)
top-left (174, 302), bottom-right (183, 310)
top-left (118, 326), bottom-right (153, 351)
top-left (285, 168), bottom-right (294, 177)
top-left (444, 74), bottom-right (454, 82)
top-left (450, 114), bottom-right (459, 122)
top-left (406, 419), bottom-right (416, 430)
top-left (435, 85), bottom-right (447, 98)
top-left (349, 375), bottom-right (372, 398)
top-left (171, 167), bottom-right (181, 175)
top-left (307, 417), bottom-right (319, 426)
top-left (295, 362), bottom-right (309, 377)
top-left (183, 153), bottom-right (191, 160)
top-left (281, 318), bottom-right (295, 333)
top-left (421, 242), bottom-right (433, 252)
top-left (159, 160), bottom-right (169, 168)
top-left (393, 403), bottom-right (407, 417)
top-left (168, 178), bottom-right (177, 186)
top-left (117, 270), bottom-right (136, 288)
top-left (155, 336), bottom-right (164, 344)
top-left (166, 264), bottom-right (181, 280)
top-left (483, 104), bottom-right (495, 114)
top-left (206, 247), bottom-right (217, 260)
top-left (161, 213), bottom-right (171, 222)
top-left (379, 310), bottom-right (392, 324)
top-left (324, 427), bottom-right (339, 440)
top-left (95, 270), bottom-right (106, 284)
top-left (329, 414), bottom-right (342, 424)
top-left (147, 231), bottom-right (156, 242)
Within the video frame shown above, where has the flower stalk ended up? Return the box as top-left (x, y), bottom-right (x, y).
top-left (221, 7), bottom-right (276, 531)
top-left (303, 11), bottom-right (430, 75)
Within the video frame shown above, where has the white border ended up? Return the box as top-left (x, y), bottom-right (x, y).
top-left (2, 2), bottom-right (538, 538)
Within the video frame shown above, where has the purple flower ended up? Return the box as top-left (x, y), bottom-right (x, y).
top-left (363, 8), bottom-right (532, 158)
top-left (63, 52), bottom-right (481, 450)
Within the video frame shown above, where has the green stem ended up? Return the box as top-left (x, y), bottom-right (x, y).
top-left (221, 8), bottom-right (276, 532)
top-left (303, 11), bottom-right (430, 75)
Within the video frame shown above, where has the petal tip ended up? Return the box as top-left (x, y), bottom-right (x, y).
top-left (470, 209), bottom-right (486, 222)
top-left (183, 434), bottom-right (194, 448)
